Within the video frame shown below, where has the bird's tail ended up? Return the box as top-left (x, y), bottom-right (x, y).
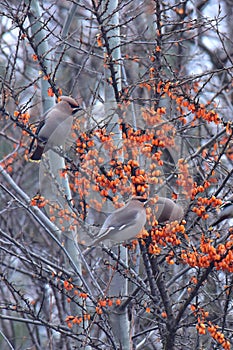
top-left (29, 145), bottom-right (44, 162)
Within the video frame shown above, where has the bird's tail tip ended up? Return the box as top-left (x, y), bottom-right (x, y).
top-left (29, 145), bottom-right (44, 162)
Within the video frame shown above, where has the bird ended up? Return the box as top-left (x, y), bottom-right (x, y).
top-left (153, 197), bottom-right (184, 223)
top-left (211, 196), bottom-right (233, 227)
top-left (29, 96), bottom-right (80, 161)
top-left (90, 196), bottom-right (148, 247)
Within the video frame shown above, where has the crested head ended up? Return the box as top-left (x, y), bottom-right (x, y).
top-left (58, 95), bottom-right (80, 109)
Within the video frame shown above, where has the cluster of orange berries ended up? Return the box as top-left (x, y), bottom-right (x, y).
top-left (191, 304), bottom-right (209, 335)
top-left (65, 314), bottom-right (91, 328)
top-left (0, 156), bottom-right (15, 173)
top-left (72, 176), bottom-right (91, 198)
top-left (207, 323), bottom-right (230, 350)
top-left (73, 122), bottom-right (172, 200)
top-left (122, 128), bottom-right (174, 155)
top-left (30, 194), bottom-right (48, 208)
top-left (68, 108), bottom-right (195, 203)
top-left (191, 181), bottom-right (211, 199)
top-left (191, 305), bottom-right (230, 349)
top-left (141, 106), bottom-right (165, 126)
top-left (150, 220), bottom-right (186, 249)
top-left (181, 234), bottom-right (233, 272)
top-left (95, 297), bottom-right (121, 315)
top-left (192, 195), bottom-right (222, 219)
top-left (176, 159), bottom-right (193, 198)
top-left (47, 87), bottom-right (63, 97)
top-left (76, 132), bottom-right (94, 156)
top-left (63, 280), bottom-right (88, 302)
top-left (198, 195), bottom-right (222, 207)
top-left (95, 172), bottom-right (121, 194)
top-left (96, 159), bottom-right (148, 197)
top-left (192, 206), bottom-right (208, 220)
top-left (165, 250), bottom-right (175, 264)
top-left (148, 242), bottom-right (161, 255)
top-left (14, 111), bottom-right (31, 125)
top-left (194, 105), bottom-right (220, 124)
top-left (175, 91), bottom-right (220, 125)
top-left (200, 235), bottom-right (222, 262)
top-left (131, 167), bottom-right (148, 194)
top-left (215, 238), bottom-right (233, 273)
top-left (64, 280), bottom-right (75, 291)
top-left (75, 129), bottom-right (120, 162)
top-left (196, 321), bottom-right (231, 350)
top-left (181, 249), bottom-right (200, 268)
top-left (156, 81), bottom-right (172, 95)
top-left (182, 247), bottom-right (218, 269)
top-left (121, 125), bottom-right (148, 143)
top-left (139, 79), bottom-right (221, 126)
top-left (65, 296), bottom-right (122, 328)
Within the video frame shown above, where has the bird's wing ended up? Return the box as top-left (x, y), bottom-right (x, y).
top-left (212, 213), bottom-right (231, 227)
top-left (96, 208), bottom-right (142, 240)
top-left (40, 110), bottom-right (70, 141)
top-left (220, 201), bottom-right (232, 209)
top-left (29, 120), bottom-right (46, 153)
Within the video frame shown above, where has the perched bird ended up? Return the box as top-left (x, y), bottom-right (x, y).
top-left (153, 197), bottom-right (184, 223)
top-left (211, 196), bottom-right (233, 227)
top-left (29, 96), bottom-right (80, 161)
top-left (91, 196), bottom-right (148, 247)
